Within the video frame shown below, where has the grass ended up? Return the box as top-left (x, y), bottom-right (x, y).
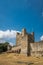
top-left (0, 53), bottom-right (43, 65)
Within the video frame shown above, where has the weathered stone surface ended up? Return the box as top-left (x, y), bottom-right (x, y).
top-left (12, 28), bottom-right (43, 57)
top-left (16, 28), bottom-right (34, 56)
top-left (30, 42), bottom-right (43, 56)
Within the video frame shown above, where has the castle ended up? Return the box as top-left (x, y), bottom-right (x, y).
top-left (12, 29), bottom-right (43, 57)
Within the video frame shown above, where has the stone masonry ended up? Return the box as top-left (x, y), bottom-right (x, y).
top-left (16, 29), bottom-right (34, 56)
top-left (30, 42), bottom-right (43, 56)
top-left (12, 28), bottom-right (43, 57)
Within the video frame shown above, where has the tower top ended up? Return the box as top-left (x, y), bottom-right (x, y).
top-left (22, 28), bottom-right (26, 36)
top-left (22, 28), bottom-right (26, 31)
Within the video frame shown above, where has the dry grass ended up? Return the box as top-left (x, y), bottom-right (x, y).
top-left (0, 53), bottom-right (43, 65)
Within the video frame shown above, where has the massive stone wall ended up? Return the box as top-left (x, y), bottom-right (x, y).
top-left (16, 29), bottom-right (28, 55)
top-left (16, 33), bottom-right (21, 46)
top-left (30, 42), bottom-right (43, 56)
top-left (14, 28), bottom-right (43, 57)
top-left (16, 29), bottom-right (34, 56)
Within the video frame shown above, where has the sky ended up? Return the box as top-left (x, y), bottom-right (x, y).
top-left (0, 0), bottom-right (43, 45)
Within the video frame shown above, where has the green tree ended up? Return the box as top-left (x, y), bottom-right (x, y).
top-left (0, 42), bottom-right (10, 53)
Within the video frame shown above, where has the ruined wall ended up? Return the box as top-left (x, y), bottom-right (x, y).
top-left (16, 33), bottom-right (21, 46)
top-left (15, 28), bottom-right (43, 57)
top-left (30, 42), bottom-right (43, 56)
top-left (16, 29), bottom-right (34, 56)
top-left (21, 34), bottom-right (29, 55)
top-left (27, 33), bottom-right (34, 56)
top-left (16, 29), bottom-right (28, 55)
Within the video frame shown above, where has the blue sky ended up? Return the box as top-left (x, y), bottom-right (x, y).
top-left (0, 0), bottom-right (43, 45)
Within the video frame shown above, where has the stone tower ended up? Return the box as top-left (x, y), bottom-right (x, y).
top-left (16, 29), bottom-right (34, 56)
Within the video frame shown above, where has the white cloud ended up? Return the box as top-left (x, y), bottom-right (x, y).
top-left (0, 30), bottom-right (20, 39)
top-left (9, 42), bottom-right (14, 46)
top-left (40, 35), bottom-right (43, 41)
top-left (0, 39), bottom-right (5, 43)
top-left (0, 30), bottom-right (20, 45)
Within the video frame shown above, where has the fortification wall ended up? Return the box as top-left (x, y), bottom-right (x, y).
top-left (11, 28), bottom-right (43, 57)
top-left (30, 42), bottom-right (43, 56)
top-left (16, 33), bottom-right (21, 46)
top-left (16, 29), bottom-right (34, 56)
top-left (16, 29), bottom-right (28, 55)
top-left (21, 34), bottom-right (28, 55)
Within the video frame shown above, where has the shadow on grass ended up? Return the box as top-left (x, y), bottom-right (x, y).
top-left (15, 61), bottom-right (34, 65)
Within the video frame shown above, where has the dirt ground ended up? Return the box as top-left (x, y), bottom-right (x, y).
top-left (0, 53), bottom-right (43, 65)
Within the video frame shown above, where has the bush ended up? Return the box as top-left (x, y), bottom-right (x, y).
top-left (0, 42), bottom-right (9, 53)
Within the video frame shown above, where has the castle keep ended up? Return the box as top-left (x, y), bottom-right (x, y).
top-left (16, 29), bottom-right (34, 56)
top-left (12, 29), bottom-right (43, 56)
